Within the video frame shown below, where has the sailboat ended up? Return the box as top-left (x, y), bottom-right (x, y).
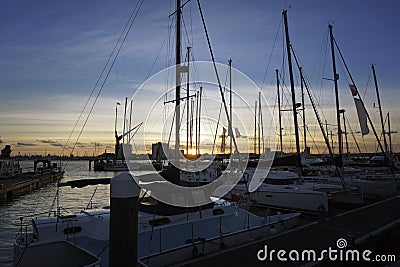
top-left (300, 25), bottom-right (398, 199)
top-left (13, 181), bottom-right (299, 266)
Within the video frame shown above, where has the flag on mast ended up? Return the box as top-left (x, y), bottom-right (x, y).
top-left (349, 84), bottom-right (358, 96)
top-left (349, 84), bottom-right (369, 135)
top-left (354, 98), bottom-right (369, 135)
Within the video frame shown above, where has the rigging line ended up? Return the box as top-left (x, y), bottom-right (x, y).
top-left (260, 16), bottom-right (283, 90)
top-left (289, 42), bottom-right (328, 122)
top-left (306, 123), bottom-right (322, 154)
top-left (310, 30), bottom-right (328, 90)
top-left (278, 71), bottom-right (294, 111)
top-left (212, 100), bottom-right (223, 155)
top-left (64, 0), bottom-right (144, 171)
top-left (196, 0), bottom-right (238, 152)
top-left (317, 32), bottom-right (330, 112)
top-left (211, 67), bottom-right (229, 154)
top-left (337, 54), bottom-right (351, 85)
top-left (189, 0), bottom-right (193, 47)
top-left (212, 66), bottom-right (229, 154)
top-left (363, 67), bottom-right (372, 100)
top-left (344, 114), bottom-right (362, 154)
top-left (86, 186), bottom-right (98, 210)
top-left (167, 110), bottom-right (176, 146)
top-left (188, 51), bottom-right (203, 89)
top-left (291, 46), bottom-right (341, 178)
top-left (204, 68), bottom-right (230, 142)
top-left (59, 0), bottom-right (143, 159)
top-left (181, 13), bottom-right (192, 48)
top-left (146, 18), bottom-right (174, 81)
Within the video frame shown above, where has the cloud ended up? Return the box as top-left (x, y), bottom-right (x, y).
top-left (76, 142), bottom-right (86, 148)
top-left (37, 139), bottom-right (57, 144)
top-left (36, 140), bottom-right (65, 147)
top-left (50, 143), bottom-right (64, 147)
top-left (16, 142), bottom-right (38, 147)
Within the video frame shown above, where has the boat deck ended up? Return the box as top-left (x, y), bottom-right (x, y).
top-left (178, 196), bottom-right (400, 266)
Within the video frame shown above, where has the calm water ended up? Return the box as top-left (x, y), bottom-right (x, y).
top-left (0, 160), bottom-right (115, 266)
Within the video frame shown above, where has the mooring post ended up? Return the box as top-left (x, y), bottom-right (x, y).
top-left (109, 172), bottom-right (140, 267)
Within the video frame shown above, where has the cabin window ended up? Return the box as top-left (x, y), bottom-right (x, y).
top-left (63, 226), bottom-right (82, 235)
top-left (149, 217), bottom-right (171, 226)
top-left (213, 208), bottom-right (224, 215)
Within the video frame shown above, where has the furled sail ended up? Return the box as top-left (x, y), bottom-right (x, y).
top-left (349, 84), bottom-right (369, 135)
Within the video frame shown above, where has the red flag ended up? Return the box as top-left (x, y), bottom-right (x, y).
top-left (349, 84), bottom-right (358, 96)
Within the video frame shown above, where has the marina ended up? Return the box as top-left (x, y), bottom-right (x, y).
top-left (1, 0), bottom-right (400, 266)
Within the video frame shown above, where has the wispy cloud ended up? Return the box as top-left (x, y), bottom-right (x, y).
top-left (16, 142), bottom-right (38, 147)
top-left (37, 140), bottom-right (57, 144)
top-left (50, 143), bottom-right (64, 147)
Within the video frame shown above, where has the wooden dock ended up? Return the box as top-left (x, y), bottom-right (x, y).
top-left (177, 196), bottom-right (400, 266)
top-left (0, 171), bottom-right (62, 204)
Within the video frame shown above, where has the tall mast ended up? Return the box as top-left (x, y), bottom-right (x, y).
top-left (283, 10), bottom-right (302, 177)
top-left (175, 0), bottom-right (181, 159)
top-left (372, 64), bottom-right (388, 153)
top-left (254, 100), bottom-right (257, 155)
top-left (276, 69), bottom-right (283, 155)
top-left (300, 67), bottom-right (307, 152)
top-left (123, 97), bottom-right (128, 143)
top-left (387, 112), bottom-right (392, 153)
top-left (341, 109), bottom-right (349, 155)
top-left (197, 87), bottom-right (202, 155)
top-left (186, 46), bottom-right (191, 154)
top-left (195, 90), bottom-right (198, 155)
top-left (328, 24), bottom-right (343, 168)
top-left (128, 100), bottom-right (133, 143)
top-left (258, 92), bottom-right (261, 155)
top-left (190, 98), bottom-right (194, 151)
top-left (229, 58), bottom-right (233, 155)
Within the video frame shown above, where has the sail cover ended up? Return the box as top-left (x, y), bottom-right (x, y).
top-left (354, 98), bottom-right (369, 135)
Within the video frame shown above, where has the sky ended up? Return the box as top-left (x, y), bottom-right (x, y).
top-left (1, 0), bottom-right (400, 156)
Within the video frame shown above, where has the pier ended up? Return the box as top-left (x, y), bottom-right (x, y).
top-left (178, 196), bottom-right (400, 266)
top-left (0, 163), bottom-right (63, 204)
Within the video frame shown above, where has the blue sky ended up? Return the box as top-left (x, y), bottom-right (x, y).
top-left (1, 0), bottom-right (400, 155)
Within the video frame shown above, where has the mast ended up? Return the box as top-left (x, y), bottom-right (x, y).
top-left (328, 24), bottom-right (343, 168)
top-left (283, 10), bottom-right (302, 177)
top-left (175, 0), bottom-right (181, 159)
top-left (128, 100), bottom-right (133, 143)
top-left (190, 98), bottom-right (194, 151)
top-left (186, 46), bottom-right (191, 154)
top-left (387, 112), bottom-right (392, 153)
top-left (195, 90), bottom-right (198, 155)
top-left (372, 64), bottom-right (388, 153)
top-left (258, 92), bottom-right (261, 155)
top-left (229, 58), bottom-right (233, 155)
top-left (123, 97), bottom-right (127, 143)
top-left (114, 101), bottom-right (121, 161)
top-left (276, 69), bottom-right (283, 155)
top-left (341, 109), bottom-right (349, 155)
top-left (197, 87), bottom-right (202, 155)
top-left (300, 67), bottom-right (307, 152)
top-left (254, 100), bottom-right (257, 155)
